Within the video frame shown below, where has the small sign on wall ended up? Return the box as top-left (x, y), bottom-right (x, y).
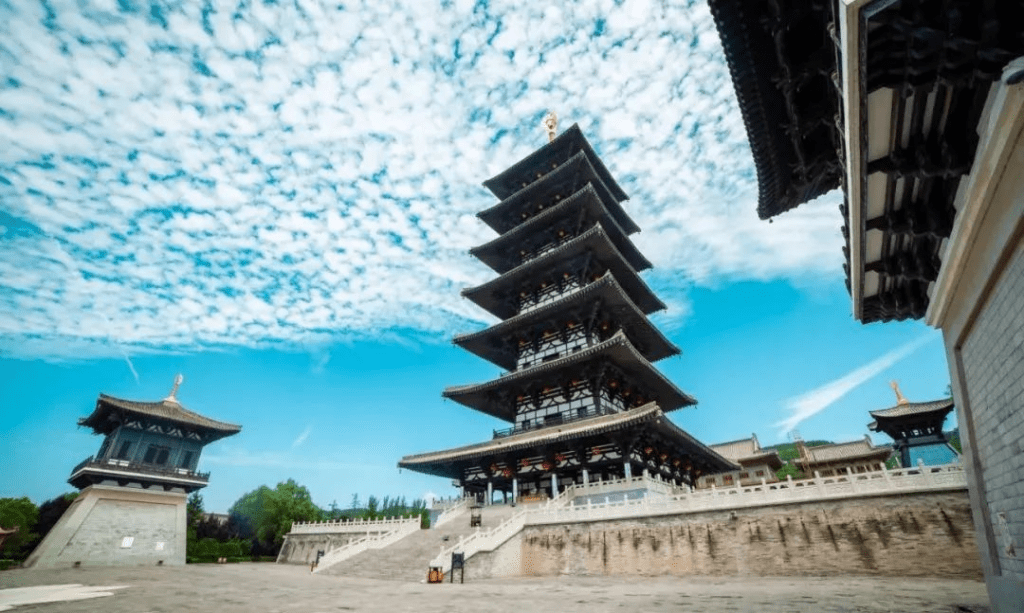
top-left (155, 542), bottom-right (165, 551)
top-left (120, 537), bottom-right (134, 548)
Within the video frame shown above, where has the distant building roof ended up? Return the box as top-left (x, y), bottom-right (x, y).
top-left (797, 436), bottom-right (891, 469)
top-left (710, 434), bottom-right (783, 470)
top-left (79, 393), bottom-right (241, 439)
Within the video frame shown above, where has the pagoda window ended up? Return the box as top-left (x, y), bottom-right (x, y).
top-left (739, 472), bottom-right (749, 480)
top-left (115, 441), bottom-right (132, 460)
top-left (755, 470), bottom-right (765, 477)
top-left (143, 444), bottom-right (171, 466)
top-left (97, 438), bottom-right (111, 459)
top-left (723, 474), bottom-right (734, 485)
top-left (180, 450), bottom-right (194, 470)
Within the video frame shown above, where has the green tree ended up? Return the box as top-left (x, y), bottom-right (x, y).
top-left (228, 480), bottom-right (320, 552)
top-left (0, 497), bottom-right (39, 559)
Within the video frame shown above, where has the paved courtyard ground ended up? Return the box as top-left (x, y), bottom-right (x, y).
top-left (0, 564), bottom-right (989, 613)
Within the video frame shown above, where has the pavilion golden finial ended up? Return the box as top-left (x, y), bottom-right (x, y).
top-left (890, 380), bottom-right (909, 405)
top-left (165, 373), bottom-right (184, 402)
top-left (542, 111), bottom-right (558, 143)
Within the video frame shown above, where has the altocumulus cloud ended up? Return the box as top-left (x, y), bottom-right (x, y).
top-left (0, 0), bottom-right (844, 360)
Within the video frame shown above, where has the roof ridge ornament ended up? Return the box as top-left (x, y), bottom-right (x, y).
top-left (165, 373), bottom-right (184, 403)
top-left (542, 111), bottom-right (557, 143)
top-left (890, 380), bottom-right (909, 405)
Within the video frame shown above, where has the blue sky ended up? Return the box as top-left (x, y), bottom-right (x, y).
top-left (0, 0), bottom-right (952, 512)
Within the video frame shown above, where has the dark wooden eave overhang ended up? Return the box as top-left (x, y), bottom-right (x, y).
top-left (707, 0), bottom-right (1024, 324)
top-left (79, 394), bottom-right (242, 441)
top-left (471, 183), bottom-right (651, 274)
top-left (478, 150), bottom-right (639, 236)
top-left (462, 224), bottom-right (664, 320)
top-left (842, 0), bottom-right (1024, 323)
top-left (398, 402), bottom-right (735, 478)
top-left (483, 123), bottom-right (629, 203)
top-left (443, 331), bottom-right (696, 422)
top-left (705, 0), bottom-right (843, 219)
top-left (454, 272), bottom-right (680, 370)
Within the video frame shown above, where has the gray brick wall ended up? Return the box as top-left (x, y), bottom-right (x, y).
top-left (962, 242), bottom-right (1024, 580)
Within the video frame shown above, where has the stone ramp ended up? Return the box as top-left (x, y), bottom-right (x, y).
top-left (321, 504), bottom-right (519, 582)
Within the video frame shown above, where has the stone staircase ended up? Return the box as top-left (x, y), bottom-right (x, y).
top-left (319, 505), bottom-right (518, 582)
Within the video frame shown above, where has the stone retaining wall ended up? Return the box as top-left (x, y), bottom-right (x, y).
top-left (471, 491), bottom-right (981, 579)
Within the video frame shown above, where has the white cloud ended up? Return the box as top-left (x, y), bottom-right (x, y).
top-left (774, 335), bottom-right (940, 436)
top-left (292, 425), bottom-right (312, 449)
top-left (0, 0), bottom-right (845, 360)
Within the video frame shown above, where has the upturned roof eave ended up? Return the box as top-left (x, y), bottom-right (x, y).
top-left (470, 183), bottom-right (651, 274)
top-left (482, 123), bottom-right (629, 203)
top-left (478, 149), bottom-right (638, 236)
top-left (461, 224), bottom-right (666, 319)
top-left (443, 331), bottom-right (695, 419)
top-left (454, 272), bottom-right (680, 371)
top-left (82, 394), bottom-right (242, 435)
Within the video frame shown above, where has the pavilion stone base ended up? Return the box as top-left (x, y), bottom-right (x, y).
top-left (463, 490), bottom-right (982, 581)
top-left (24, 484), bottom-right (187, 569)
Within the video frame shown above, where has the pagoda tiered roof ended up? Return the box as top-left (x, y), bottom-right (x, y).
top-left (443, 331), bottom-right (695, 421)
top-left (79, 393), bottom-right (241, 440)
top-left (483, 123), bottom-right (629, 203)
top-left (455, 272), bottom-right (679, 371)
top-left (462, 224), bottom-right (664, 319)
top-left (398, 402), bottom-right (736, 479)
top-left (797, 436), bottom-right (892, 470)
top-left (478, 151), bottom-right (638, 236)
top-left (471, 183), bottom-right (650, 274)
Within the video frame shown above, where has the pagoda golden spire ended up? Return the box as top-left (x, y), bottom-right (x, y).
top-left (542, 111), bottom-right (558, 143)
top-left (889, 380), bottom-right (909, 405)
top-left (165, 373), bottom-right (184, 402)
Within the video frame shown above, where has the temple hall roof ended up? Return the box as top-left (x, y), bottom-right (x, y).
top-left (398, 402), bottom-right (736, 477)
top-left (79, 393), bottom-right (242, 439)
top-left (709, 434), bottom-right (783, 471)
top-left (798, 436), bottom-right (892, 468)
top-left (483, 123), bottom-right (628, 203)
top-left (462, 223), bottom-right (664, 319)
top-left (455, 272), bottom-right (679, 371)
top-left (471, 183), bottom-right (650, 274)
top-left (444, 331), bottom-right (696, 422)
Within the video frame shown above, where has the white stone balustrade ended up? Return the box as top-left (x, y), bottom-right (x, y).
top-left (289, 515), bottom-right (420, 535)
top-left (527, 462), bottom-right (966, 526)
top-left (430, 509), bottom-right (528, 572)
top-left (432, 498), bottom-right (471, 528)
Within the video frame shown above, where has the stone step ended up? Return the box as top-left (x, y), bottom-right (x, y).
top-left (320, 505), bottom-right (522, 582)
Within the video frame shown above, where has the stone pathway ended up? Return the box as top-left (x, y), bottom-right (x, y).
top-left (0, 584), bottom-right (127, 611)
top-left (0, 564), bottom-right (990, 613)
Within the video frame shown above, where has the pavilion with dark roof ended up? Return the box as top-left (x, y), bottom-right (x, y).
top-left (868, 383), bottom-right (957, 467)
top-left (25, 377), bottom-right (240, 569)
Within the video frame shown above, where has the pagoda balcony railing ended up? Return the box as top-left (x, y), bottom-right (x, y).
top-left (71, 455), bottom-right (210, 482)
top-left (493, 406), bottom-right (614, 439)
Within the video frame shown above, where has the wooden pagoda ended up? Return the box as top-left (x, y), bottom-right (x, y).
top-left (399, 120), bottom-right (735, 503)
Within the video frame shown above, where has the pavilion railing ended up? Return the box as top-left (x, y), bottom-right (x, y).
top-left (492, 406), bottom-right (613, 439)
top-left (70, 456), bottom-right (210, 482)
